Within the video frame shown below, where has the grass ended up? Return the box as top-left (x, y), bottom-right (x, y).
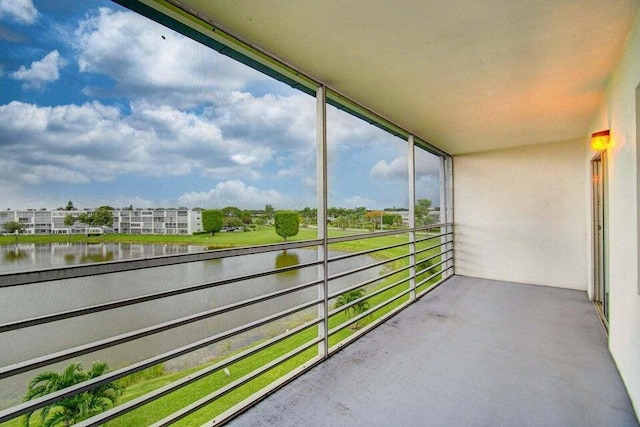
top-left (1, 228), bottom-right (448, 426)
top-left (0, 227), bottom-right (388, 249)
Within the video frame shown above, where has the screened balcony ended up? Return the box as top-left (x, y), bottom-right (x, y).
top-left (1, 0), bottom-right (640, 426)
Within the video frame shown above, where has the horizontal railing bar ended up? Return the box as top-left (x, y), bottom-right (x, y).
top-left (414, 240), bottom-right (449, 256)
top-left (329, 286), bottom-right (412, 336)
top-left (328, 264), bottom-right (411, 300)
top-left (414, 222), bottom-right (453, 233)
top-left (423, 253), bottom-right (451, 270)
top-left (324, 222), bottom-right (451, 246)
top-left (0, 239), bottom-right (323, 288)
top-left (68, 319), bottom-right (322, 427)
top-left (0, 304), bottom-right (323, 423)
top-left (414, 231), bottom-right (451, 243)
top-left (416, 266), bottom-right (454, 299)
top-left (206, 353), bottom-right (324, 426)
top-left (0, 225), bottom-right (452, 288)
top-left (326, 228), bottom-right (409, 244)
top-left (414, 248), bottom-right (452, 271)
top-left (328, 251), bottom-right (408, 282)
top-left (148, 337), bottom-right (323, 427)
top-left (328, 239), bottom-right (410, 262)
top-left (0, 291), bottom-right (322, 380)
top-left (328, 275), bottom-right (408, 317)
top-left (0, 260), bottom-right (322, 333)
top-left (329, 299), bottom-right (412, 355)
top-left (415, 259), bottom-right (451, 288)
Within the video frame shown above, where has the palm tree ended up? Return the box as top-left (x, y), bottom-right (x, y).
top-left (334, 288), bottom-right (371, 329)
top-left (23, 361), bottom-right (122, 427)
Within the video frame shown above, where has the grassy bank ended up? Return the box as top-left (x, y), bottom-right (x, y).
top-left (0, 227), bottom-right (317, 247)
top-left (0, 227), bottom-right (403, 248)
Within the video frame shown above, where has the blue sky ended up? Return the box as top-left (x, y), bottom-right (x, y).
top-left (0, 0), bottom-right (440, 211)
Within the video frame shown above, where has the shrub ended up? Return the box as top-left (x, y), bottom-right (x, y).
top-left (274, 211), bottom-right (299, 241)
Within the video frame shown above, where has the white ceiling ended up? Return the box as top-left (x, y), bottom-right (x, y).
top-left (175, 0), bottom-right (639, 154)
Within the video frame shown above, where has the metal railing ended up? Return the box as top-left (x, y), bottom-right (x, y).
top-left (0, 223), bottom-right (453, 426)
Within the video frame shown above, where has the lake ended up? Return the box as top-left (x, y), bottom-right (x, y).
top-left (0, 243), bottom-right (384, 407)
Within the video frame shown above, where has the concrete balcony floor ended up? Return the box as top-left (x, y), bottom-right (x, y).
top-left (229, 276), bottom-right (638, 427)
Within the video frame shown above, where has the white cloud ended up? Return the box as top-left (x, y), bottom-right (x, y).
top-left (370, 156), bottom-right (408, 179)
top-left (415, 152), bottom-right (440, 177)
top-left (0, 100), bottom-right (275, 186)
top-left (74, 7), bottom-right (268, 108)
top-left (326, 105), bottom-right (400, 152)
top-left (0, 0), bottom-right (37, 25)
top-left (370, 153), bottom-right (440, 180)
top-left (214, 91), bottom-right (316, 156)
top-left (11, 50), bottom-right (66, 90)
top-left (178, 180), bottom-right (289, 209)
top-left (231, 153), bottom-right (257, 165)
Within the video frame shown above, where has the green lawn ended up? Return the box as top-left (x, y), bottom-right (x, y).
top-left (1, 228), bottom-right (448, 427)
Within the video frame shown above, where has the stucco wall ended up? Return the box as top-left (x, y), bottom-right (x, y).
top-left (453, 139), bottom-right (588, 290)
top-left (588, 9), bottom-right (640, 416)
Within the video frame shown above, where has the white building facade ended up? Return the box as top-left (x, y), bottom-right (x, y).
top-left (0, 209), bottom-right (203, 235)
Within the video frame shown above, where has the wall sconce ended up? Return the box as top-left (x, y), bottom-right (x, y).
top-left (591, 130), bottom-right (610, 151)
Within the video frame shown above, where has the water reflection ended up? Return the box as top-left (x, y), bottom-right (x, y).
top-left (275, 250), bottom-right (300, 277)
top-left (0, 243), bottom-right (202, 273)
top-left (79, 251), bottom-right (114, 264)
top-left (4, 249), bottom-right (27, 262)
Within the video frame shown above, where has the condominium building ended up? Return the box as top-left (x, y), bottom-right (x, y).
top-left (0, 208), bottom-right (203, 235)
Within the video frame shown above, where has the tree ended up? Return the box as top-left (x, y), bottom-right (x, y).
top-left (221, 206), bottom-right (241, 218)
top-left (77, 207), bottom-right (113, 229)
top-left (77, 213), bottom-right (91, 227)
top-left (298, 207), bottom-right (317, 227)
top-left (223, 217), bottom-right (244, 228)
top-left (240, 211), bottom-right (253, 225)
top-left (65, 201), bottom-right (75, 211)
top-left (91, 207), bottom-right (114, 228)
top-left (334, 288), bottom-right (370, 329)
top-left (382, 214), bottom-right (401, 227)
top-left (264, 204), bottom-right (274, 221)
top-left (63, 215), bottom-right (76, 228)
top-left (365, 211), bottom-right (384, 230)
top-left (415, 198), bottom-right (436, 226)
top-left (64, 215), bottom-right (76, 242)
top-left (202, 209), bottom-right (223, 235)
top-left (274, 211), bottom-right (299, 241)
top-left (22, 361), bottom-right (122, 427)
top-left (3, 221), bottom-right (24, 243)
top-left (335, 216), bottom-right (348, 230)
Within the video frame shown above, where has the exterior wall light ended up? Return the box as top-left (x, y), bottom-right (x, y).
top-left (591, 130), bottom-right (610, 151)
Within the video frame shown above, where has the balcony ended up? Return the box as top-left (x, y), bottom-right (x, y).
top-left (0, 224), bottom-right (637, 426)
top-left (1, 0), bottom-right (639, 425)
top-left (228, 276), bottom-right (638, 427)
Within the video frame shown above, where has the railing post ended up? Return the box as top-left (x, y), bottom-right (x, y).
top-left (408, 135), bottom-right (416, 300)
top-left (316, 85), bottom-right (329, 358)
top-left (440, 155), bottom-right (455, 277)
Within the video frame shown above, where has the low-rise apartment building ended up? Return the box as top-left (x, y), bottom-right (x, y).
top-left (0, 208), bottom-right (203, 235)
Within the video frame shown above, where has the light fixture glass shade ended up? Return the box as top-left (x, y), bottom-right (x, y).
top-left (591, 130), bottom-right (610, 151)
